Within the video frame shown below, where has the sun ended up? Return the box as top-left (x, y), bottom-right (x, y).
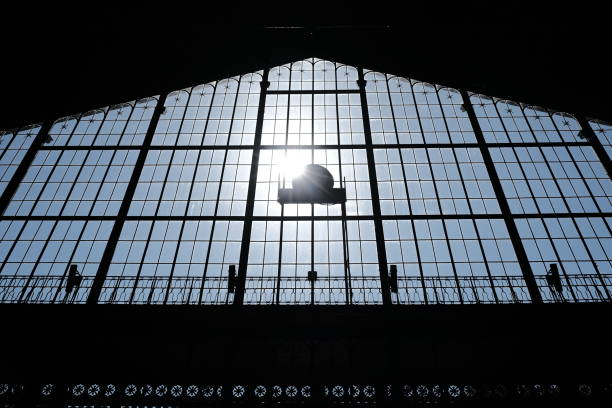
top-left (278, 150), bottom-right (311, 182)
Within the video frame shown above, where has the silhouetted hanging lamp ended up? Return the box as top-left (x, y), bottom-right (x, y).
top-left (277, 164), bottom-right (346, 204)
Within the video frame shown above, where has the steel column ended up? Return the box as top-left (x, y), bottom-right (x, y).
top-left (357, 68), bottom-right (392, 306)
top-left (460, 90), bottom-right (542, 303)
top-left (233, 70), bottom-right (270, 305)
top-left (86, 93), bottom-right (168, 304)
top-left (0, 121), bottom-right (53, 216)
top-left (576, 115), bottom-right (612, 178)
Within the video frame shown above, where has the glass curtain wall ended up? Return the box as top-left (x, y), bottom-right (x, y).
top-left (0, 58), bottom-right (610, 305)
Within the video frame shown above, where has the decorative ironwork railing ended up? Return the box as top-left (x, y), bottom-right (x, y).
top-left (0, 274), bottom-right (609, 305)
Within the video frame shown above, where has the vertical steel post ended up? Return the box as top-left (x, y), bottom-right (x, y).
top-left (233, 70), bottom-right (270, 305)
top-left (86, 93), bottom-right (168, 304)
top-left (0, 121), bottom-right (53, 215)
top-left (357, 68), bottom-right (392, 306)
top-left (460, 90), bottom-right (542, 303)
top-left (576, 115), bottom-right (612, 177)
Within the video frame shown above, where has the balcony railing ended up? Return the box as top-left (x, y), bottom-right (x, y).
top-left (0, 273), bottom-right (610, 305)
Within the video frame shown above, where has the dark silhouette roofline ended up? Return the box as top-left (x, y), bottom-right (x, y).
top-left (2, 7), bottom-right (611, 129)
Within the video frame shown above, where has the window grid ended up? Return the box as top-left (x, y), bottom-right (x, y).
top-left (245, 218), bottom-right (381, 305)
top-left (177, 84), bottom-right (215, 145)
top-left (516, 217), bottom-right (611, 302)
top-left (5, 149), bottom-right (138, 217)
top-left (383, 218), bottom-right (525, 304)
top-left (262, 94), bottom-right (290, 145)
top-left (366, 74), bottom-right (476, 145)
top-left (67, 110), bottom-right (105, 146)
top-left (0, 219), bottom-right (113, 303)
top-left (152, 90), bottom-right (191, 146)
top-left (282, 58), bottom-right (359, 91)
top-left (45, 98), bottom-right (157, 147)
top-left (0, 126), bottom-right (39, 196)
top-left (269, 64), bottom-right (290, 91)
top-left (365, 71), bottom-right (396, 144)
top-left (151, 73), bottom-right (262, 147)
top-left (230, 73), bottom-right (261, 146)
top-left (0, 59), bottom-right (610, 306)
top-left (246, 220), bottom-right (281, 304)
top-left (379, 147), bottom-right (499, 216)
top-left (105, 219), bottom-right (243, 304)
top-left (471, 95), bottom-right (585, 144)
top-left (589, 120), bottom-right (612, 160)
top-left (491, 146), bottom-right (611, 214)
top-left (287, 94), bottom-right (311, 145)
top-left (263, 92), bottom-right (363, 147)
top-left (129, 149), bottom-right (252, 217)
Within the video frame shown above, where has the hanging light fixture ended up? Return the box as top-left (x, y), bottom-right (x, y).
top-left (277, 164), bottom-right (346, 204)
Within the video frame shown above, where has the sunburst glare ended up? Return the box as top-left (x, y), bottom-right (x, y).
top-left (277, 150), bottom-right (311, 182)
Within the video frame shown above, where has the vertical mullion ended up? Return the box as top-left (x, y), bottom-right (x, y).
top-left (19, 129), bottom-right (104, 298)
top-left (522, 112), bottom-right (592, 301)
top-left (51, 219), bottom-right (92, 303)
top-left (490, 104), bottom-right (546, 215)
top-left (162, 89), bottom-right (199, 304)
top-left (569, 217), bottom-right (612, 300)
top-left (409, 82), bottom-right (464, 303)
top-left (0, 219), bottom-right (30, 277)
top-left (87, 93), bottom-right (168, 304)
top-left (130, 149), bottom-right (177, 302)
top-left (564, 217), bottom-right (611, 301)
top-left (310, 92), bottom-right (315, 304)
top-left (0, 147), bottom-right (68, 280)
top-left (256, 220), bottom-right (269, 305)
top-left (558, 147), bottom-right (604, 214)
top-left (205, 77), bottom-right (242, 304)
top-left (521, 112), bottom-right (573, 213)
top-left (433, 91), bottom-right (502, 303)
top-left (336, 71), bottom-right (352, 305)
top-left (85, 102), bottom-right (138, 217)
top-left (161, 82), bottom-right (235, 304)
top-left (178, 84), bottom-right (218, 304)
top-left (114, 101), bottom-right (137, 147)
top-left (469, 218), bottom-right (501, 304)
top-left (385, 77), bottom-right (428, 305)
top-left (460, 90), bottom-right (543, 303)
top-left (548, 119), bottom-right (610, 225)
top-left (531, 218), bottom-right (579, 302)
top-left (357, 68), bottom-right (392, 306)
top-left (87, 150), bottom-right (120, 215)
top-left (194, 82), bottom-right (223, 304)
top-left (434, 88), bottom-right (501, 303)
top-left (492, 144), bottom-right (579, 301)
top-left (0, 130), bottom-right (19, 163)
top-left (276, 69), bottom-right (291, 304)
top-left (56, 149), bottom-right (96, 216)
top-left (127, 220), bottom-right (156, 304)
top-left (5, 125), bottom-right (76, 220)
top-left (17, 219), bottom-right (60, 302)
top-left (451, 151), bottom-right (501, 303)
top-left (126, 149), bottom-right (169, 303)
top-left (234, 69), bottom-right (269, 305)
top-left (489, 101), bottom-right (535, 209)
top-left (0, 129), bottom-right (19, 162)
top-left (426, 90), bottom-right (469, 303)
top-left (576, 115), bottom-right (612, 178)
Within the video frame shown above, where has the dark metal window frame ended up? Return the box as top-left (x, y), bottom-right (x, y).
top-left (0, 60), bottom-right (610, 306)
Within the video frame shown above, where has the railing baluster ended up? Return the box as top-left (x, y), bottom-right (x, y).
top-left (0, 274), bottom-right (610, 305)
